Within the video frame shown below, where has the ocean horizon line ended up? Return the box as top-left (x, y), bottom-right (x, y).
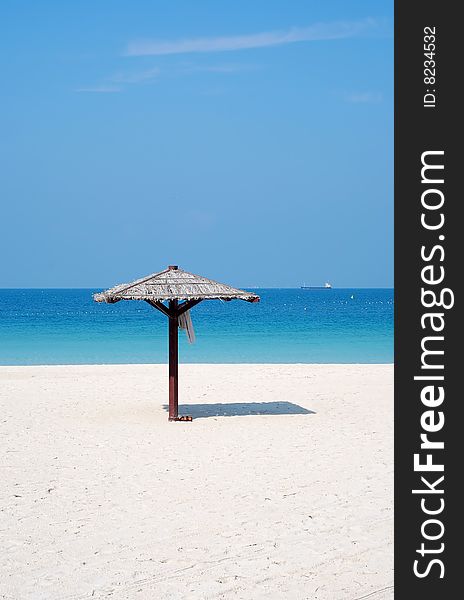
top-left (1, 362), bottom-right (394, 368)
top-left (0, 286), bottom-right (394, 291)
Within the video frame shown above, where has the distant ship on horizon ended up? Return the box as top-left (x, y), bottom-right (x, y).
top-left (301, 282), bottom-right (333, 290)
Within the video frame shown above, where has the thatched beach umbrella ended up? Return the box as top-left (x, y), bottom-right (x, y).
top-left (94, 266), bottom-right (260, 421)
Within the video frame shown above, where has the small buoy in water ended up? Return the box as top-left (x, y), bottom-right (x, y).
top-left (350, 295), bottom-right (354, 299)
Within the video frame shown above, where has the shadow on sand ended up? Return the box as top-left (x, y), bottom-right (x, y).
top-left (163, 402), bottom-right (315, 419)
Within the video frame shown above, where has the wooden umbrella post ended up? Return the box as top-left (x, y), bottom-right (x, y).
top-left (168, 299), bottom-right (179, 421)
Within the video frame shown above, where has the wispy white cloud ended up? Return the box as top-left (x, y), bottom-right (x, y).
top-left (76, 85), bottom-right (122, 93)
top-left (125, 18), bottom-right (379, 57)
top-left (110, 67), bottom-right (160, 84)
top-left (345, 91), bottom-right (383, 103)
top-left (76, 67), bottom-right (160, 94)
top-left (184, 63), bottom-right (257, 74)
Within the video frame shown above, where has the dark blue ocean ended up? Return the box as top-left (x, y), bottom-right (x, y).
top-left (0, 289), bottom-right (393, 365)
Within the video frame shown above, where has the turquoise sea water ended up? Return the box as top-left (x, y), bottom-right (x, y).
top-left (0, 289), bottom-right (393, 365)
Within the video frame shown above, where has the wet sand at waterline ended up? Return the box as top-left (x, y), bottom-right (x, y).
top-left (1, 364), bottom-right (393, 600)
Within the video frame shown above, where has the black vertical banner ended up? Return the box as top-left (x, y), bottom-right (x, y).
top-left (395, 1), bottom-right (460, 598)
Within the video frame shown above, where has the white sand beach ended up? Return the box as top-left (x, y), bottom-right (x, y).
top-left (1, 364), bottom-right (393, 600)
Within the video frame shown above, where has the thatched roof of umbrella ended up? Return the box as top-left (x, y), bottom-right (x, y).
top-left (94, 266), bottom-right (259, 422)
top-left (94, 266), bottom-right (259, 304)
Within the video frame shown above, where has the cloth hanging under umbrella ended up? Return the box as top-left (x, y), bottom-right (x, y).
top-left (178, 309), bottom-right (195, 344)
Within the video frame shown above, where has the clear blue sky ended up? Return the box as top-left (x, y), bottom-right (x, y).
top-left (0, 1), bottom-right (393, 288)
